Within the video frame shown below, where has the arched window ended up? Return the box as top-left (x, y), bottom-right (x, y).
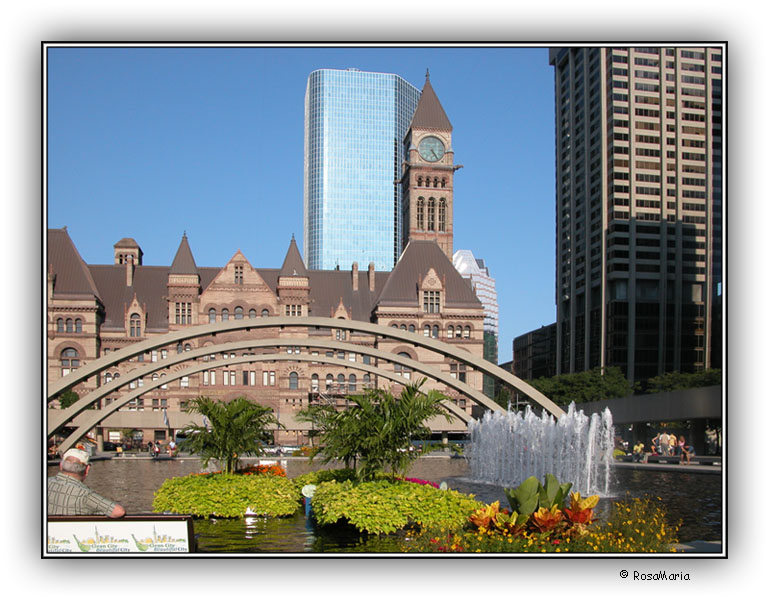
top-left (74, 319), bottom-right (82, 333)
top-left (66, 318), bottom-right (73, 333)
top-left (104, 372), bottom-right (112, 384)
top-left (417, 176), bottom-right (423, 187)
top-left (221, 309), bottom-right (229, 321)
top-left (56, 318), bottom-right (64, 332)
top-left (337, 374), bottom-right (346, 393)
top-left (60, 348), bottom-right (79, 376)
top-left (209, 308), bottom-right (216, 324)
top-left (325, 374), bottom-right (333, 391)
top-left (441, 177), bottom-right (447, 188)
top-left (249, 309), bottom-right (257, 319)
top-left (464, 326), bottom-right (471, 339)
top-left (363, 374), bottom-right (371, 388)
top-left (289, 371), bottom-right (299, 390)
top-left (438, 198), bottom-right (447, 232)
top-left (447, 325), bottom-right (454, 339)
top-left (400, 324), bottom-right (407, 331)
top-left (130, 313), bottom-right (141, 337)
top-left (234, 306), bottom-right (244, 320)
top-left (423, 324), bottom-right (431, 337)
top-left (261, 309), bottom-right (270, 317)
top-left (348, 374), bottom-right (357, 392)
top-left (311, 373), bottom-right (319, 392)
top-left (176, 343), bottom-right (183, 354)
top-left (427, 198), bottom-right (436, 231)
top-left (417, 197), bottom-right (425, 230)
top-left (184, 343), bottom-right (192, 352)
top-left (408, 324), bottom-right (415, 333)
top-left (395, 352), bottom-right (412, 380)
top-left (432, 325), bottom-right (439, 339)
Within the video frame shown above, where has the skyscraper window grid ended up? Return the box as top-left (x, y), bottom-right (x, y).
top-left (303, 69), bottom-right (420, 271)
top-left (550, 46), bottom-right (722, 385)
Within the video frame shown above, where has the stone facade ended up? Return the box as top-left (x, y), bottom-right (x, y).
top-left (47, 230), bottom-right (485, 448)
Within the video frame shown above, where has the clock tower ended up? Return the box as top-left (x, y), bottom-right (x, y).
top-left (402, 71), bottom-right (459, 258)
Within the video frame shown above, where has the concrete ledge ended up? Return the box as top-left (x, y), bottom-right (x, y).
top-left (672, 540), bottom-right (723, 554)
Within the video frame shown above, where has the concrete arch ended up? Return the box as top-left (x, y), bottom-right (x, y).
top-left (57, 353), bottom-right (473, 453)
top-left (48, 337), bottom-right (495, 436)
top-left (47, 316), bottom-right (564, 418)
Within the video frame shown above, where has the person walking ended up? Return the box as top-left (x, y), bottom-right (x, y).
top-left (48, 449), bottom-right (126, 518)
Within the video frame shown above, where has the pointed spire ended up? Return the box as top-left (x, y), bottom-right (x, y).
top-left (169, 232), bottom-right (198, 274)
top-left (410, 71), bottom-right (452, 131)
top-left (280, 237), bottom-right (308, 278)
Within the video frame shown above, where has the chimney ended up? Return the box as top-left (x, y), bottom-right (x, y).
top-left (368, 263), bottom-right (375, 292)
top-left (126, 254), bottom-right (134, 287)
top-left (352, 262), bottom-right (359, 291)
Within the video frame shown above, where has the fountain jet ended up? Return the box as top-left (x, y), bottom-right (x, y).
top-left (468, 404), bottom-right (614, 496)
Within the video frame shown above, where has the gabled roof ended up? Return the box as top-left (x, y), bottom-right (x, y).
top-left (376, 241), bottom-right (480, 308)
top-left (279, 236), bottom-right (308, 278)
top-left (409, 72), bottom-right (452, 132)
top-left (169, 234), bottom-right (198, 275)
top-left (47, 228), bottom-right (102, 301)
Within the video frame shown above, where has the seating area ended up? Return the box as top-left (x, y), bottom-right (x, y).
top-left (616, 453), bottom-right (721, 466)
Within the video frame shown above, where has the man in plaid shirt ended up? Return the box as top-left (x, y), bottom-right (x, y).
top-left (48, 448), bottom-right (126, 518)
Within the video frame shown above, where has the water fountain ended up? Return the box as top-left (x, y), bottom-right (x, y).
top-left (467, 403), bottom-right (614, 496)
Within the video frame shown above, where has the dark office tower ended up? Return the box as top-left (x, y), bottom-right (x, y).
top-left (549, 47), bottom-right (723, 385)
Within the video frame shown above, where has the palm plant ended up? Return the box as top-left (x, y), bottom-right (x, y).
top-left (179, 396), bottom-right (282, 474)
top-left (298, 379), bottom-right (452, 481)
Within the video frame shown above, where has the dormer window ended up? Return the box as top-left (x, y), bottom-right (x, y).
top-left (234, 265), bottom-right (244, 284)
top-left (422, 290), bottom-right (441, 313)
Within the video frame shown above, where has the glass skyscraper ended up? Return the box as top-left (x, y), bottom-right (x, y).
top-left (303, 68), bottom-right (421, 271)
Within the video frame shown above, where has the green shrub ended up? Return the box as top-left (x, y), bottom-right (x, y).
top-left (152, 473), bottom-right (300, 518)
top-left (292, 468), bottom-right (358, 489)
top-left (310, 479), bottom-right (482, 535)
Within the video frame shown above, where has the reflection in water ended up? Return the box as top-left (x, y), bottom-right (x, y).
top-left (47, 456), bottom-right (721, 551)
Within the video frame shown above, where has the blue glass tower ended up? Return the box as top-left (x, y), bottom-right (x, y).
top-left (304, 68), bottom-right (420, 271)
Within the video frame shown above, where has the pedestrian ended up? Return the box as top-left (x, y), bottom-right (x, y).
top-left (669, 433), bottom-right (677, 457)
top-left (168, 439), bottom-right (176, 456)
top-left (48, 448), bottom-right (126, 518)
top-left (659, 431), bottom-right (670, 457)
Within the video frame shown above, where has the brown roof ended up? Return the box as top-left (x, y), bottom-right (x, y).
top-left (409, 72), bottom-right (452, 132)
top-left (47, 228), bottom-right (102, 302)
top-left (376, 241), bottom-right (481, 308)
top-left (279, 237), bottom-right (308, 278)
top-left (114, 237), bottom-right (141, 249)
top-left (169, 234), bottom-right (198, 275)
top-left (49, 230), bottom-right (481, 333)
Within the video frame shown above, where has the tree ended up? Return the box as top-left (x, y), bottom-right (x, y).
top-left (644, 369), bottom-right (722, 394)
top-left (58, 390), bottom-right (79, 410)
top-left (178, 396), bottom-right (282, 474)
top-left (527, 367), bottom-right (633, 406)
top-left (298, 379), bottom-right (452, 481)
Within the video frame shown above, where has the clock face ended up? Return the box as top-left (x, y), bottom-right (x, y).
top-left (418, 136), bottom-right (445, 162)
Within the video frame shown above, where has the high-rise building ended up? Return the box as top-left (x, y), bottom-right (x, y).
top-left (453, 250), bottom-right (499, 397)
top-left (549, 46), bottom-right (723, 384)
top-left (303, 68), bottom-right (420, 271)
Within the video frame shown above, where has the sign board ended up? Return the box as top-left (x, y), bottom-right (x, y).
top-left (46, 515), bottom-right (195, 554)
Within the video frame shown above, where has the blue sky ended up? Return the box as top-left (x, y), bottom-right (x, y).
top-left (46, 44), bottom-right (558, 363)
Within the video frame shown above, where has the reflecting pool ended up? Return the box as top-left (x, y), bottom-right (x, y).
top-left (47, 456), bottom-right (721, 552)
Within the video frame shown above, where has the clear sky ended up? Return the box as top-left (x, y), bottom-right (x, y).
top-left (46, 44), bottom-right (558, 363)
